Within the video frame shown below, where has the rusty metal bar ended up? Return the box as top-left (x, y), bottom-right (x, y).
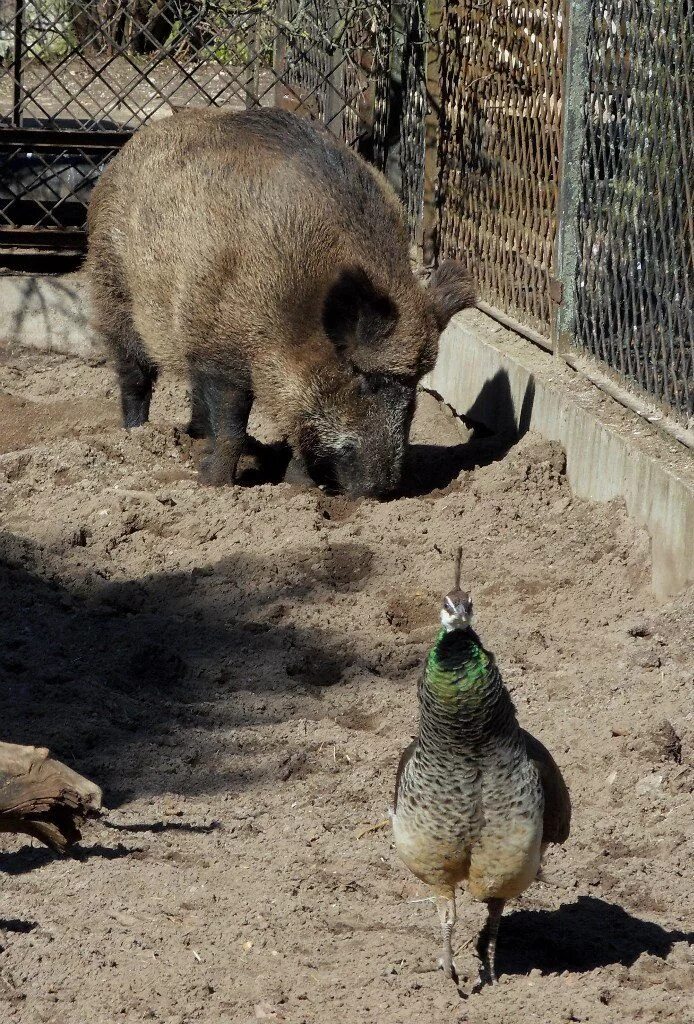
top-left (0, 128), bottom-right (132, 148)
top-left (0, 228), bottom-right (87, 249)
top-left (421, 0), bottom-right (443, 263)
top-left (552, 0), bottom-right (589, 356)
top-left (323, 2), bottom-right (344, 134)
top-left (273, 1), bottom-right (290, 111)
top-left (476, 300), bottom-right (553, 354)
top-left (244, 13), bottom-right (262, 108)
top-left (0, 250), bottom-right (84, 273)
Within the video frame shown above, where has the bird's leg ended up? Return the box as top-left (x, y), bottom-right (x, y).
top-left (435, 894), bottom-right (457, 981)
top-left (481, 897), bottom-right (505, 985)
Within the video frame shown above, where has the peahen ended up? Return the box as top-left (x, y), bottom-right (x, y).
top-left (391, 549), bottom-right (570, 986)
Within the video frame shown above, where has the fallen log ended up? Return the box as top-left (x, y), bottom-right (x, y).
top-left (0, 743), bottom-right (102, 854)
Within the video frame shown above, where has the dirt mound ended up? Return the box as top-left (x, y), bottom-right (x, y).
top-left (1, 350), bottom-right (692, 1024)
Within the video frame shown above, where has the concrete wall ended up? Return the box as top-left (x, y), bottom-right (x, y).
top-left (0, 273), bottom-right (98, 360)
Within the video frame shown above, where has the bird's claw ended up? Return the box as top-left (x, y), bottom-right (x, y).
top-left (437, 957), bottom-right (459, 984)
top-left (473, 964), bottom-right (497, 990)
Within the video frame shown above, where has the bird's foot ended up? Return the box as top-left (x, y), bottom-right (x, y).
top-left (437, 956), bottom-right (459, 984)
top-left (471, 963), bottom-right (497, 992)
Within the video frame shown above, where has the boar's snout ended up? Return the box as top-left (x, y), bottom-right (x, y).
top-left (298, 375), bottom-right (415, 499)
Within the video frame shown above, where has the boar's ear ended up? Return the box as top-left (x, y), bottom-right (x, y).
top-left (428, 259), bottom-right (477, 332)
top-left (323, 266), bottom-right (398, 370)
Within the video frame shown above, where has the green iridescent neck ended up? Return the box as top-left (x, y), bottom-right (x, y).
top-left (424, 625), bottom-right (492, 707)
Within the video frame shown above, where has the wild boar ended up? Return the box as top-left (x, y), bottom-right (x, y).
top-left (86, 107), bottom-right (475, 497)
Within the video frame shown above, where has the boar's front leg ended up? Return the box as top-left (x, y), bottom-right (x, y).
top-left (283, 453), bottom-right (315, 488)
top-left (189, 366), bottom-right (252, 487)
top-left (116, 348), bottom-right (159, 429)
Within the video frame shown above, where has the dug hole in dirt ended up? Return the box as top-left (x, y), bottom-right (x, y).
top-left (0, 347), bottom-right (692, 1024)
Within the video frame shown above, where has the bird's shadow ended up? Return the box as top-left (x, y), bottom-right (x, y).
top-left (490, 896), bottom-right (693, 976)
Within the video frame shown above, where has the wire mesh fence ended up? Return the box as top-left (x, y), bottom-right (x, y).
top-left (274, 0), bottom-right (391, 159)
top-left (574, 0), bottom-right (693, 423)
top-left (397, 0), bottom-right (690, 424)
top-left (396, 0), bottom-right (427, 244)
top-left (432, 0), bottom-right (564, 337)
top-left (0, 0), bottom-right (392, 247)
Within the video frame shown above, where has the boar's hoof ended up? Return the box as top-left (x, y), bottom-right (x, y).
top-left (198, 453), bottom-right (236, 487)
top-left (283, 456), bottom-right (314, 489)
top-left (185, 416), bottom-right (209, 439)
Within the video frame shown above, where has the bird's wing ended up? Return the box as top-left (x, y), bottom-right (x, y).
top-left (393, 738), bottom-right (418, 814)
top-left (521, 729), bottom-right (571, 845)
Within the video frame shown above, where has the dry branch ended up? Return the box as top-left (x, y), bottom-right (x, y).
top-left (0, 742), bottom-right (102, 855)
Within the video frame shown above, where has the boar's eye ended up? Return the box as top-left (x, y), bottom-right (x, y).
top-left (355, 372), bottom-right (376, 396)
top-left (335, 436), bottom-right (359, 454)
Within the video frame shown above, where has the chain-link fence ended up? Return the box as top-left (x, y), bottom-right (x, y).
top-left (574, 0), bottom-right (692, 423)
top-left (0, 0), bottom-right (392, 250)
top-left (396, 0), bottom-right (426, 245)
top-left (433, 0), bottom-right (564, 337)
top-left (399, 0), bottom-right (691, 425)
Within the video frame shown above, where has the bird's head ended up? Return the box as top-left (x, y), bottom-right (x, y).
top-left (440, 589), bottom-right (473, 632)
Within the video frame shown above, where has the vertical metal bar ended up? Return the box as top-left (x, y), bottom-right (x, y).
top-left (421, 0), bottom-right (444, 264)
top-left (551, 0), bottom-right (590, 354)
top-left (372, 0), bottom-right (393, 172)
top-left (252, 14), bottom-right (262, 107)
top-left (273, 0), bottom-right (290, 111)
top-left (244, 11), bottom-right (261, 109)
top-left (323, 1), bottom-right (343, 136)
top-left (12, 0), bottom-right (23, 127)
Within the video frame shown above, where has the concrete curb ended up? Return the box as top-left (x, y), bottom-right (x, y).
top-left (426, 310), bottom-right (693, 599)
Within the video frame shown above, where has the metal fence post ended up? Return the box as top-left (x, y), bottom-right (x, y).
top-left (421, 0), bottom-right (444, 265)
top-left (551, 0), bottom-right (590, 355)
top-left (244, 12), bottom-right (262, 109)
top-left (12, 0), bottom-right (23, 127)
top-left (370, 0), bottom-right (393, 173)
top-left (322, 0), bottom-right (343, 133)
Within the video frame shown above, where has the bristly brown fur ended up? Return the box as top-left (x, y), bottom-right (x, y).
top-left (86, 107), bottom-right (477, 496)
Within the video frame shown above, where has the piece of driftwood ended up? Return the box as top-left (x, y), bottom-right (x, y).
top-left (0, 743), bottom-right (102, 854)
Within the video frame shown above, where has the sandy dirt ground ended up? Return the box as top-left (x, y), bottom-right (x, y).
top-left (0, 346), bottom-right (692, 1024)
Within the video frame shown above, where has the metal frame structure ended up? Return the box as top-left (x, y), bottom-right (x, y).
top-left (0, 0), bottom-right (392, 257)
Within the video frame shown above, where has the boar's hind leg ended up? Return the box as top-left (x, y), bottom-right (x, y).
top-left (185, 377), bottom-right (211, 439)
top-left (191, 367), bottom-right (252, 487)
top-left (91, 263), bottom-right (157, 428)
top-left (116, 348), bottom-right (159, 429)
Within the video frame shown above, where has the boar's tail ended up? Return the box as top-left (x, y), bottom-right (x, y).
top-left (428, 260), bottom-right (478, 332)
